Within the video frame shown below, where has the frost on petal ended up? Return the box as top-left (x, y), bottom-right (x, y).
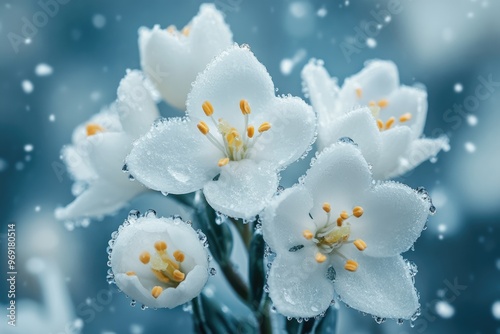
top-left (139, 4), bottom-right (232, 110)
top-left (371, 126), bottom-right (412, 180)
top-left (203, 160), bottom-right (279, 219)
top-left (268, 251), bottom-right (333, 318)
top-left (262, 186), bottom-right (315, 253)
top-left (251, 96), bottom-right (316, 168)
top-left (333, 251), bottom-right (419, 319)
top-left (339, 60), bottom-right (399, 109)
top-left (301, 60), bottom-right (341, 125)
top-left (303, 143), bottom-right (372, 220)
top-left (127, 118), bottom-right (223, 194)
top-left (55, 180), bottom-right (145, 221)
top-left (111, 215), bottom-right (209, 308)
top-left (317, 108), bottom-right (381, 165)
top-left (388, 136), bottom-right (450, 179)
top-left (382, 86), bottom-right (428, 139)
top-left (352, 182), bottom-right (429, 257)
top-left (187, 45), bottom-right (275, 128)
top-left (116, 70), bottom-right (160, 138)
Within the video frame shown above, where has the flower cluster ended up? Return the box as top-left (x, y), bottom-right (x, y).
top-left (56, 2), bottom-right (447, 327)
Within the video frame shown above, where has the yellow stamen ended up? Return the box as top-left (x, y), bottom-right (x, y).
top-left (355, 88), bottom-right (363, 99)
top-left (353, 239), bottom-right (367, 251)
top-left (258, 122), bottom-right (271, 133)
top-left (368, 101), bottom-right (376, 107)
top-left (166, 25), bottom-right (176, 33)
top-left (344, 259), bottom-right (358, 272)
top-left (218, 157), bottom-right (229, 167)
top-left (139, 251), bottom-right (151, 264)
top-left (151, 286), bottom-right (163, 298)
top-left (173, 250), bottom-right (185, 263)
top-left (352, 206), bottom-right (364, 218)
top-left (181, 26), bottom-right (190, 36)
top-left (152, 269), bottom-right (171, 283)
top-left (337, 217), bottom-right (344, 227)
top-left (340, 211), bottom-right (349, 220)
top-left (303, 229), bottom-right (313, 240)
top-left (173, 269), bottom-right (185, 282)
top-left (197, 121), bottom-right (210, 135)
top-left (239, 99), bottom-right (251, 115)
top-left (399, 113), bottom-right (412, 123)
top-left (86, 123), bottom-right (104, 136)
top-left (315, 252), bottom-right (327, 263)
top-left (202, 101), bottom-right (214, 117)
top-left (322, 202), bottom-right (331, 213)
top-left (376, 119), bottom-right (384, 130)
top-left (385, 117), bottom-right (395, 130)
top-left (247, 125), bottom-right (255, 138)
top-left (377, 99), bottom-right (389, 108)
top-left (154, 241), bottom-right (167, 252)
top-left (126, 271), bottom-right (136, 276)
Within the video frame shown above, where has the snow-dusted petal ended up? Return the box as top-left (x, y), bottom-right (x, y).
top-left (139, 4), bottom-right (232, 109)
top-left (55, 180), bottom-right (145, 220)
top-left (203, 159), bottom-right (279, 219)
top-left (352, 182), bottom-right (429, 257)
top-left (333, 251), bottom-right (419, 319)
top-left (251, 96), bottom-right (316, 168)
top-left (111, 215), bottom-right (209, 308)
top-left (303, 144), bottom-right (372, 220)
top-left (116, 70), bottom-right (160, 138)
top-left (301, 60), bottom-right (341, 124)
top-left (268, 250), bottom-right (333, 318)
top-left (127, 118), bottom-right (223, 194)
top-left (71, 108), bottom-right (122, 146)
top-left (187, 45), bottom-right (275, 128)
top-left (372, 126), bottom-right (412, 180)
top-left (388, 136), bottom-right (450, 179)
top-left (317, 108), bottom-right (381, 164)
top-left (339, 60), bottom-right (399, 109)
top-left (61, 145), bottom-right (96, 183)
top-left (262, 186), bottom-right (315, 253)
top-left (382, 86), bottom-right (428, 139)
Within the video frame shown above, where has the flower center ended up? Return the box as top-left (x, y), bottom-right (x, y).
top-left (302, 202), bottom-right (366, 272)
top-left (166, 24), bottom-right (191, 37)
top-left (355, 88), bottom-right (412, 131)
top-left (197, 100), bottom-right (271, 166)
top-left (129, 240), bottom-right (186, 299)
top-left (86, 123), bottom-right (105, 136)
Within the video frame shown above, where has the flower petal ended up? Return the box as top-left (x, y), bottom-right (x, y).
top-left (203, 160), bottom-right (278, 219)
top-left (382, 86), bottom-right (428, 139)
top-left (61, 145), bottom-right (97, 183)
top-left (388, 136), bottom-right (450, 179)
top-left (262, 186), bottom-right (315, 253)
top-left (187, 45), bottom-right (275, 129)
top-left (303, 143), bottom-right (372, 220)
top-left (317, 108), bottom-right (381, 165)
top-left (116, 70), bottom-right (160, 138)
top-left (127, 118), bottom-right (223, 194)
top-left (352, 182), bottom-right (430, 257)
top-left (139, 4), bottom-right (232, 110)
top-left (333, 251), bottom-right (419, 319)
top-left (251, 96), bottom-right (316, 168)
top-left (55, 180), bottom-right (145, 220)
top-left (372, 126), bottom-right (412, 180)
top-left (339, 60), bottom-right (399, 110)
top-left (301, 60), bottom-right (342, 124)
top-left (268, 250), bottom-right (333, 318)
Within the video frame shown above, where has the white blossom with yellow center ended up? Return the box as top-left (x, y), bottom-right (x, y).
top-left (262, 143), bottom-right (430, 319)
top-left (139, 3), bottom-right (233, 110)
top-left (302, 59), bottom-right (449, 180)
top-left (55, 70), bottom-right (159, 221)
top-left (126, 45), bottom-right (316, 219)
top-left (110, 214), bottom-right (209, 308)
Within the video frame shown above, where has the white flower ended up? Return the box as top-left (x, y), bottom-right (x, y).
top-left (139, 3), bottom-right (233, 110)
top-left (126, 45), bottom-right (316, 219)
top-left (55, 70), bottom-right (159, 221)
top-left (302, 59), bottom-right (449, 179)
top-left (262, 143), bottom-right (430, 319)
top-left (109, 212), bottom-right (209, 308)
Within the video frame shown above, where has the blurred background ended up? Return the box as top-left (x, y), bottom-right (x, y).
top-left (1, 0), bottom-right (499, 333)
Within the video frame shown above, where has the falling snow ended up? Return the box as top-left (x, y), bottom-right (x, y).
top-left (35, 63), bottom-right (54, 76)
top-left (22, 80), bottom-right (34, 94)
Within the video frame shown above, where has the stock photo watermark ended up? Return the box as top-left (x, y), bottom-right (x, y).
top-left (5, 223), bottom-right (17, 327)
top-left (6, 0), bottom-right (72, 54)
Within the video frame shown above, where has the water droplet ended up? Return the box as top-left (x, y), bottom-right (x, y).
top-left (128, 174), bottom-right (135, 181)
top-left (289, 245), bottom-right (304, 252)
top-left (161, 191), bottom-right (169, 196)
top-left (130, 300), bottom-right (136, 307)
top-left (209, 267), bottom-right (217, 276)
top-left (373, 316), bottom-right (386, 324)
top-left (144, 209), bottom-right (156, 218)
top-left (122, 164), bottom-right (129, 173)
top-left (128, 210), bottom-right (140, 220)
top-left (337, 137), bottom-right (357, 146)
top-left (397, 318), bottom-right (404, 325)
top-left (326, 266), bottom-right (336, 282)
top-left (140, 304), bottom-right (148, 310)
top-left (240, 43), bottom-right (251, 50)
